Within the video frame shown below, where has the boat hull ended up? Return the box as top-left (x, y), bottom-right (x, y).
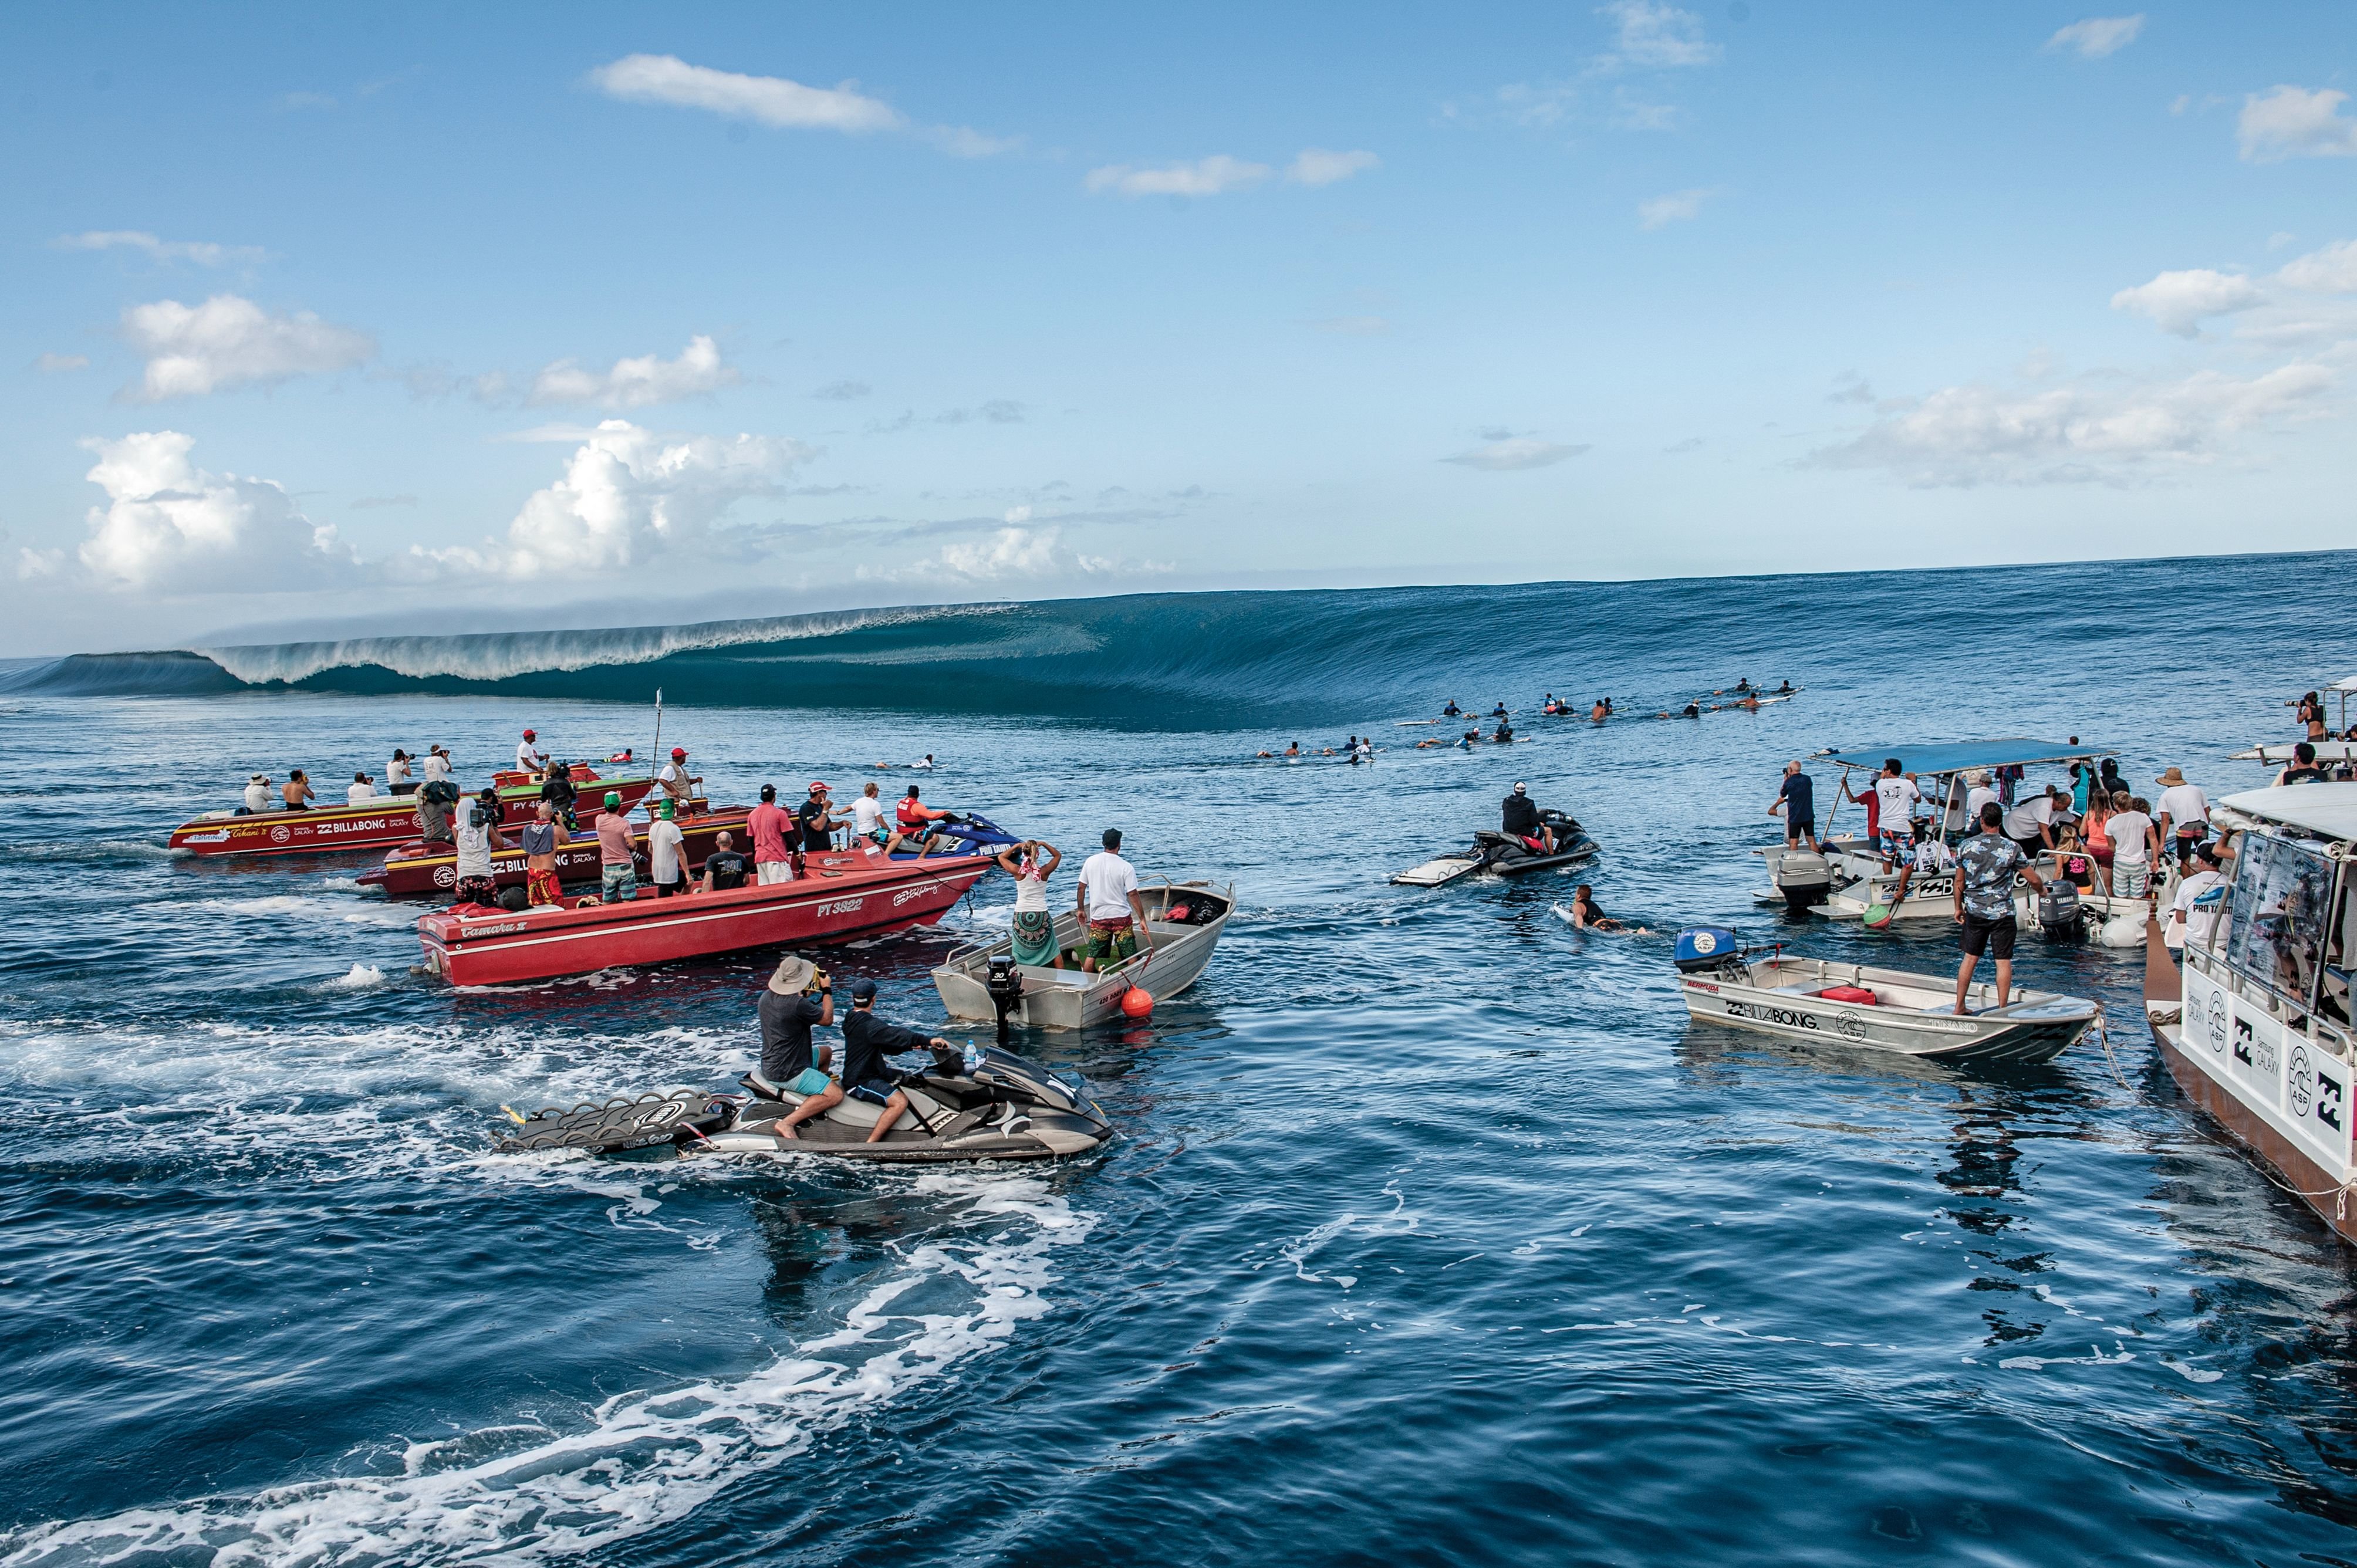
top-left (171, 774), bottom-right (666, 859)
top-left (1678, 956), bottom-right (2092, 1065)
top-left (418, 850), bottom-right (994, 986)
top-left (360, 806), bottom-right (745, 897)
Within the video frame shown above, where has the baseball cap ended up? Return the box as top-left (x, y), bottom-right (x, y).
top-left (1511, 782), bottom-right (1527, 795)
top-left (603, 790), bottom-right (622, 807)
top-left (524, 729), bottom-right (536, 739)
top-left (671, 746), bottom-right (687, 759)
top-left (809, 779), bottom-right (830, 793)
top-left (850, 978), bottom-right (877, 1001)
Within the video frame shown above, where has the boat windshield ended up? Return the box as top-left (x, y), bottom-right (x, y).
top-left (2223, 832), bottom-right (2339, 1011)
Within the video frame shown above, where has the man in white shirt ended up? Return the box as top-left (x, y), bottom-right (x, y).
top-left (243, 774), bottom-right (271, 814)
top-left (1962, 770), bottom-right (1998, 829)
top-left (2105, 795), bottom-right (2159, 898)
top-left (516, 729), bottom-right (548, 777)
top-left (847, 781), bottom-right (901, 853)
top-left (423, 746), bottom-right (454, 786)
top-left (2155, 766), bottom-right (2210, 870)
top-left (656, 746), bottom-right (694, 817)
top-left (347, 772), bottom-right (377, 805)
top-left (2003, 787), bottom-right (2067, 855)
top-left (647, 799), bottom-right (688, 897)
top-left (2166, 841), bottom-right (2228, 949)
top-left (1872, 760), bottom-right (1922, 863)
top-left (1075, 827), bottom-right (1150, 974)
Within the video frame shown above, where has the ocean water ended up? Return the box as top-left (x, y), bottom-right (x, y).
top-left (4, 554), bottom-right (2356, 1567)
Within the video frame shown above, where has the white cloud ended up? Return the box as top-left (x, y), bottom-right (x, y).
top-left (2238, 86), bottom-right (2357, 163)
top-left (2044, 15), bottom-right (2145, 59)
top-left (1494, 82), bottom-right (1578, 128)
top-left (1810, 363), bottom-right (2334, 486)
top-left (1598, 2), bottom-right (1720, 69)
top-left (119, 293), bottom-right (374, 401)
top-left (528, 335), bottom-right (741, 410)
top-left (1443, 437), bottom-right (1590, 471)
top-left (927, 126), bottom-right (1022, 158)
top-left (859, 525), bottom-right (1160, 585)
top-left (1638, 188), bottom-right (1711, 229)
top-left (586, 54), bottom-right (901, 134)
top-left (1085, 156), bottom-right (1272, 197)
top-left (1287, 148), bottom-right (1380, 186)
top-left (53, 230), bottom-right (266, 267)
top-left (2109, 268), bottom-right (2263, 336)
top-left (35, 353), bottom-right (89, 373)
top-left (421, 420), bottom-right (812, 579)
top-left (75, 431), bottom-right (362, 592)
top-left (2278, 238), bottom-right (2357, 293)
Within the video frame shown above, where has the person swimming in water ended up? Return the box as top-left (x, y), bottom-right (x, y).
top-left (1681, 702), bottom-right (1701, 718)
top-left (1442, 699), bottom-right (1463, 717)
top-left (1492, 719), bottom-right (1514, 743)
top-left (1564, 886), bottom-right (1628, 931)
top-left (1777, 680), bottom-right (1793, 694)
top-left (1590, 700), bottom-right (1609, 724)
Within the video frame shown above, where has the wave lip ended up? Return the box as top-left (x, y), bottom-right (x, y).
top-left (196, 603), bottom-right (1015, 686)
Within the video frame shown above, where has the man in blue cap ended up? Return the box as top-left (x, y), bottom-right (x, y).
top-left (838, 978), bottom-right (953, 1144)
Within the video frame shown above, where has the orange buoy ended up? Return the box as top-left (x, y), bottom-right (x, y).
top-left (1120, 985), bottom-right (1155, 1019)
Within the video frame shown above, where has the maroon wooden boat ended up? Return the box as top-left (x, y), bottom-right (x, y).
top-left (416, 845), bottom-right (997, 987)
top-left (169, 771), bottom-right (668, 859)
top-left (356, 804), bottom-right (738, 897)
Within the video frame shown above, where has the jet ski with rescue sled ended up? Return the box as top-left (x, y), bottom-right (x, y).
top-left (1393, 783), bottom-right (1598, 886)
top-left (496, 1042), bottom-right (1110, 1163)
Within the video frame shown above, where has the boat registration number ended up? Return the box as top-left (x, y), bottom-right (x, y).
top-left (815, 898), bottom-right (866, 917)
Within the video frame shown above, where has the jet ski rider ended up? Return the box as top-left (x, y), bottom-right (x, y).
top-left (1502, 782), bottom-right (1555, 854)
top-left (840, 979), bottom-right (955, 1145)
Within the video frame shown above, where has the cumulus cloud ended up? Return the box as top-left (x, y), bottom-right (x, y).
top-left (2278, 238), bottom-right (2357, 293)
top-left (75, 431), bottom-right (362, 592)
top-left (1598, 2), bottom-right (1720, 69)
top-left (2238, 86), bottom-right (2357, 162)
top-left (859, 525), bottom-right (1164, 585)
top-left (1809, 363), bottom-right (2332, 486)
top-left (1443, 437), bottom-right (1590, 471)
top-left (1638, 188), bottom-right (1711, 229)
top-left (1085, 155), bottom-right (1272, 197)
top-left (119, 293), bottom-right (374, 401)
top-left (35, 353), bottom-right (89, 373)
top-left (2044, 16), bottom-right (2145, 59)
top-left (420, 419), bottom-right (813, 579)
top-left (586, 54), bottom-right (901, 133)
top-left (527, 335), bottom-right (741, 409)
top-left (53, 230), bottom-right (266, 267)
top-left (2110, 268), bottom-right (2263, 336)
top-left (1493, 82), bottom-right (1578, 128)
top-left (1287, 148), bottom-right (1380, 186)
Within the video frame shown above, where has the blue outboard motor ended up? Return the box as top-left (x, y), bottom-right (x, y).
top-left (1674, 927), bottom-right (1741, 973)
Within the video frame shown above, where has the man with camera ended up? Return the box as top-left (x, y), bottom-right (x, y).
top-left (757, 957), bottom-right (845, 1138)
top-left (451, 786), bottom-right (508, 907)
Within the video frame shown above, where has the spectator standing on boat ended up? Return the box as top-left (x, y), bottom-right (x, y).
top-left (999, 839), bottom-right (1065, 969)
top-left (387, 750), bottom-right (416, 796)
top-left (282, 770), bottom-right (316, 812)
top-left (242, 774), bottom-right (271, 814)
top-left (2155, 768), bottom-right (2210, 869)
top-left (2003, 785), bottom-right (2068, 856)
top-left (1076, 828), bottom-right (1152, 974)
top-left (2104, 791), bottom-right (2160, 898)
top-left (594, 790), bottom-right (638, 903)
top-left (1770, 762), bottom-right (1818, 851)
top-left (1841, 770), bottom-right (1881, 845)
top-left (647, 800), bottom-right (688, 898)
top-left (700, 831), bottom-right (750, 893)
top-left (2278, 741), bottom-right (2331, 786)
top-left (1873, 760), bottom-right (1921, 861)
top-left (839, 979), bottom-right (953, 1145)
top-left (416, 779), bottom-right (457, 849)
top-left (423, 745), bottom-right (454, 789)
top-left (748, 784), bottom-right (795, 885)
top-left (452, 788), bottom-right (506, 907)
top-left (515, 729), bottom-right (547, 777)
top-left (754, 957), bottom-right (840, 1133)
top-left (797, 782), bottom-right (843, 853)
top-left (2081, 789), bottom-right (2116, 883)
top-left (519, 800), bottom-right (563, 907)
top-left (656, 746), bottom-right (693, 819)
top-left (348, 772), bottom-right (377, 805)
top-left (2167, 843), bottom-right (2230, 949)
top-left (2068, 761), bottom-right (2095, 815)
top-left (1953, 802), bottom-right (2048, 1015)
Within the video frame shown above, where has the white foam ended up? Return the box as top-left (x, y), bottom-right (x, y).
top-left (2, 1172), bottom-right (1088, 1568)
top-left (323, 964), bottom-right (387, 991)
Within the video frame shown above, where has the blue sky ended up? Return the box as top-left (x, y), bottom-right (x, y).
top-left (2, 2), bottom-right (2353, 654)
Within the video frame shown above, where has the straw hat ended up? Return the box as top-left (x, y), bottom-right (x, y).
top-left (2156, 766), bottom-right (2187, 785)
top-left (767, 955), bottom-right (817, 995)
top-left (1964, 769), bottom-right (1988, 785)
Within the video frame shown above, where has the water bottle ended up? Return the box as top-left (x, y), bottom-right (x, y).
top-left (963, 1041), bottom-right (983, 1074)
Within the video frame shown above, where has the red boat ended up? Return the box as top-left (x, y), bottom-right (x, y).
top-left (168, 772), bottom-right (668, 859)
top-left (416, 846), bottom-right (997, 987)
top-left (357, 805), bottom-right (743, 897)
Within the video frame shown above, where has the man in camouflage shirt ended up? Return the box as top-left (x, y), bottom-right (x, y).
top-left (1953, 802), bottom-right (2049, 1015)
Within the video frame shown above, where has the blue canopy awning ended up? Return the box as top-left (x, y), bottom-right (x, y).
top-left (1813, 739), bottom-right (2112, 775)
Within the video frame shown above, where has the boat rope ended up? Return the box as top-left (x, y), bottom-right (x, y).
top-left (2091, 1003), bottom-right (2132, 1092)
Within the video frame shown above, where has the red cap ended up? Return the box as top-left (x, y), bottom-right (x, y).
top-left (671, 747), bottom-right (687, 759)
top-left (809, 779), bottom-right (830, 793)
top-left (523, 729), bottom-right (536, 738)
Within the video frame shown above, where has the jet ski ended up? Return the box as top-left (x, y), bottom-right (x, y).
top-left (1393, 811), bottom-right (1598, 885)
top-left (495, 1044), bottom-right (1111, 1163)
top-left (894, 811), bottom-right (1020, 856)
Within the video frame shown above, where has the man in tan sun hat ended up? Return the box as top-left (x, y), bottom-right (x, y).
top-left (754, 955), bottom-right (840, 1112)
top-left (2154, 765), bottom-right (2211, 870)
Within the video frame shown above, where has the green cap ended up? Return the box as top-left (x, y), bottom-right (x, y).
top-left (658, 799), bottom-right (675, 818)
top-left (604, 791), bottom-right (622, 807)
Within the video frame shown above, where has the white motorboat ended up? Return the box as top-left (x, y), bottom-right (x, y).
top-left (1673, 927), bottom-right (2095, 1065)
top-left (2145, 782), bottom-right (2357, 1246)
top-left (932, 879), bottom-right (1234, 1030)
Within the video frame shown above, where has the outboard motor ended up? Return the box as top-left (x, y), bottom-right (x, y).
top-left (1772, 851), bottom-right (1833, 917)
top-left (984, 952), bottom-right (1025, 1044)
top-left (2038, 881), bottom-right (2085, 943)
top-left (1675, 927), bottom-right (1742, 974)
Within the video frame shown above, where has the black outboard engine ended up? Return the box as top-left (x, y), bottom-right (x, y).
top-left (985, 952), bottom-right (1024, 1044)
top-left (2038, 881), bottom-right (2085, 943)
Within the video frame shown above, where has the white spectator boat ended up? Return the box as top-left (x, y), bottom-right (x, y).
top-left (2146, 782), bottom-right (2357, 1246)
top-left (933, 880), bottom-right (1234, 1030)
